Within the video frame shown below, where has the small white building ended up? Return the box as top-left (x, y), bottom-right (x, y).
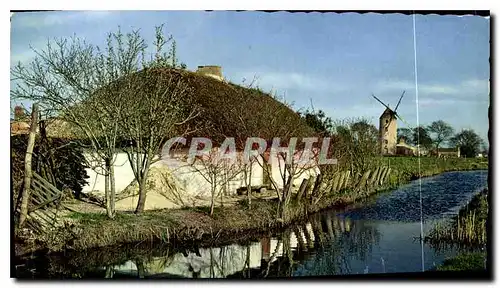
top-left (82, 148), bottom-right (321, 210)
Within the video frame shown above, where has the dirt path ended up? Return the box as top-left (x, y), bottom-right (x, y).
top-left (63, 190), bottom-right (279, 215)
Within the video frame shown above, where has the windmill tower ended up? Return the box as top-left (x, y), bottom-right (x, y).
top-left (372, 91), bottom-right (409, 156)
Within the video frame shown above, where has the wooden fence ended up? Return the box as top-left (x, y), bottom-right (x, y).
top-left (296, 166), bottom-right (392, 203)
top-left (24, 171), bottom-right (64, 235)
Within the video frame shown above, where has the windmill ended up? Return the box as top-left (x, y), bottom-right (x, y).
top-left (372, 91), bottom-right (411, 155)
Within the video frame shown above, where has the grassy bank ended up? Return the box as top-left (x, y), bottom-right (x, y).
top-left (17, 184), bottom-right (390, 254)
top-left (435, 252), bottom-right (486, 272)
top-left (381, 156), bottom-right (488, 182)
top-left (16, 157), bottom-right (488, 255)
top-left (425, 185), bottom-right (489, 273)
top-left (426, 188), bottom-right (488, 247)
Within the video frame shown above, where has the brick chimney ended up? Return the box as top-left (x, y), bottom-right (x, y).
top-left (196, 65), bottom-right (223, 81)
top-left (14, 106), bottom-right (25, 120)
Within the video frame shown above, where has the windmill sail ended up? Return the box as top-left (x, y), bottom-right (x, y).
top-left (395, 113), bottom-right (412, 129)
top-left (372, 94), bottom-right (392, 112)
top-left (394, 91), bottom-right (405, 112)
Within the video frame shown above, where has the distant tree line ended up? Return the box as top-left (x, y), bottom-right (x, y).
top-left (298, 108), bottom-right (379, 175)
top-left (397, 120), bottom-right (487, 158)
top-left (299, 109), bottom-right (487, 159)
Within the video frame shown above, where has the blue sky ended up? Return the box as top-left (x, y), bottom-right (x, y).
top-left (10, 11), bottom-right (490, 143)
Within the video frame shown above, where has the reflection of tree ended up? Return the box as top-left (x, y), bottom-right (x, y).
top-left (261, 239), bottom-right (283, 278)
top-left (209, 248), bottom-right (215, 278)
top-left (277, 211), bottom-right (382, 277)
top-left (135, 259), bottom-right (145, 278)
top-left (243, 245), bottom-right (251, 278)
top-left (311, 214), bottom-right (326, 247)
top-left (293, 226), bottom-right (307, 252)
top-left (343, 220), bottom-right (380, 261)
top-left (30, 210), bottom-right (381, 279)
top-left (33, 242), bottom-right (181, 278)
top-left (302, 223), bottom-right (314, 249)
top-left (104, 266), bottom-right (114, 279)
top-left (223, 211), bottom-right (382, 278)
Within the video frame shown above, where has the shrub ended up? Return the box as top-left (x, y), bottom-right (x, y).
top-left (11, 134), bottom-right (89, 209)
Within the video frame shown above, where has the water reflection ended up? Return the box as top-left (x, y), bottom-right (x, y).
top-left (342, 170), bottom-right (488, 222)
top-left (18, 211), bottom-right (380, 278)
top-left (16, 170), bottom-right (487, 278)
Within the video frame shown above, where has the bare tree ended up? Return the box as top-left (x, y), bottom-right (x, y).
top-left (189, 147), bottom-right (241, 216)
top-left (332, 118), bottom-right (379, 176)
top-left (244, 90), bottom-right (320, 220)
top-left (271, 144), bottom-right (322, 219)
top-left (118, 26), bottom-right (199, 214)
top-left (11, 26), bottom-right (159, 218)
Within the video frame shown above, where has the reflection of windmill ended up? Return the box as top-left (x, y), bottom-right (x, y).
top-left (372, 91), bottom-right (410, 155)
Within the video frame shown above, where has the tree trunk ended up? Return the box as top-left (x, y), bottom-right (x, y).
top-left (105, 171), bottom-right (112, 218)
top-left (18, 104), bottom-right (38, 228)
top-left (135, 159), bottom-right (151, 214)
top-left (283, 174), bottom-right (293, 206)
top-left (104, 157), bottom-right (115, 218)
top-left (210, 184), bottom-right (216, 216)
top-left (220, 186), bottom-right (224, 208)
top-left (109, 161), bottom-right (116, 216)
top-left (220, 173), bottom-right (225, 208)
top-left (135, 177), bottom-right (147, 214)
top-left (277, 173), bottom-right (293, 221)
top-left (247, 163), bottom-right (252, 206)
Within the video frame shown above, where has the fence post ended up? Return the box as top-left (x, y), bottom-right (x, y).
top-left (296, 178), bottom-right (309, 201)
top-left (18, 103), bottom-right (39, 228)
top-left (311, 174), bottom-right (323, 199)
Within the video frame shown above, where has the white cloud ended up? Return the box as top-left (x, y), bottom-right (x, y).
top-left (418, 97), bottom-right (489, 108)
top-left (375, 78), bottom-right (489, 99)
top-left (375, 80), bottom-right (414, 92)
top-left (420, 85), bottom-right (458, 95)
top-left (10, 38), bottom-right (49, 67)
top-left (232, 71), bottom-right (347, 93)
top-left (417, 98), bottom-right (457, 107)
top-left (461, 79), bottom-right (489, 91)
top-left (11, 51), bottom-right (36, 66)
top-left (12, 11), bottom-right (113, 29)
top-left (375, 80), bottom-right (459, 95)
top-left (329, 104), bottom-right (383, 121)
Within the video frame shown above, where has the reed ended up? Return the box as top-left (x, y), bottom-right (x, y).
top-left (425, 189), bottom-right (488, 247)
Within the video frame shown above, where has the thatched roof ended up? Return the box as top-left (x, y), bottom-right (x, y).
top-left (169, 68), bottom-right (315, 143)
top-left (10, 118), bottom-right (77, 139)
top-left (90, 67), bottom-right (316, 147)
top-left (13, 68), bottom-right (317, 147)
top-left (10, 120), bottom-right (30, 136)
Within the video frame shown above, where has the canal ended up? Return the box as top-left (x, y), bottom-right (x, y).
top-left (14, 170), bottom-right (488, 278)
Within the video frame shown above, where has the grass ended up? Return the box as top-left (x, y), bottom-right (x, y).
top-left (17, 156), bottom-right (488, 255)
top-left (27, 199), bottom-right (279, 252)
top-left (361, 157), bottom-right (489, 191)
top-left (381, 156), bottom-right (488, 179)
top-left (436, 252), bottom-right (486, 271)
top-left (426, 189), bottom-right (488, 247)
top-left (425, 184), bottom-right (489, 274)
top-left (20, 186), bottom-right (380, 253)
